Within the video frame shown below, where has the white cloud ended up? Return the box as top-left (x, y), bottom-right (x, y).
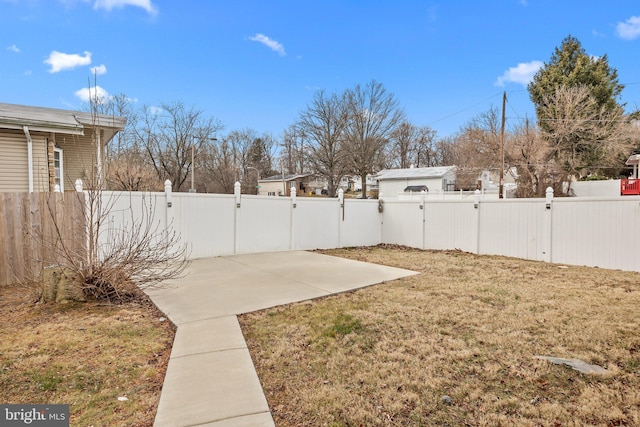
top-left (495, 60), bottom-right (543, 86)
top-left (45, 50), bottom-right (92, 73)
top-left (90, 64), bottom-right (107, 75)
top-left (75, 85), bottom-right (109, 103)
top-left (616, 16), bottom-right (640, 40)
top-left (149, 106), bottom-right (164, 116)
top-left (249, 33), bottom-right (286, 56)
top-left (7, 44), bottom-right (20, 53)
top-left (93, 0), bottom-right (157, 15)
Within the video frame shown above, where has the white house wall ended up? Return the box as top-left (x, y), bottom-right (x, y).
top-left (380, 177), bottom-right (447, 198)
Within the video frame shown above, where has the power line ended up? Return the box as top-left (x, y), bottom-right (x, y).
top-left (428, 92), bottom-right (503, 126)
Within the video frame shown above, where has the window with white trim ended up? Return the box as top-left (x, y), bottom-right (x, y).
top-left (54, 147), bottom-right (64, 192)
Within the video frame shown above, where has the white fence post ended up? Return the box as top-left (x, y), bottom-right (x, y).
top-left (234, 181), bottom-right (241, 254)
top-left (543, 187), bottom-right (554, 262)
top-left (75, 179), bottom-right (83, 192)
top-left (164, 180), bottom-right (173, 237)
top-left (290, 187), bottom-right (297, 250)
top-left (474, 189), bottom-right (482, 254)
top-left (337, 189), bottom-right (343, 247)
top-left (234, 181), bottom-right (242, 208)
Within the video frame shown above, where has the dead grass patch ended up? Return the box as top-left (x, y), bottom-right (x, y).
top-left (0, 283), bottom-right (174, 426)
top-left (240, 246), bottom-right (640, 426)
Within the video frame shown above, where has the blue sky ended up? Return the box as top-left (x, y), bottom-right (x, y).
top-left (1, 0), bottom-right (639, 140)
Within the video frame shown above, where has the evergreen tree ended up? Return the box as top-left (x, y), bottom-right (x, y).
top-left (527, 36), bottom-right (633, 178)
top-left (528, 35), bottom-right (624, 129)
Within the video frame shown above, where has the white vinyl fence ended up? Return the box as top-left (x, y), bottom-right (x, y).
top-left (100, 181), bottom-right (381, 260)
top-left (97, 182), bottom-right (640, 272)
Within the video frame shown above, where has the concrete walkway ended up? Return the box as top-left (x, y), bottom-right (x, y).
top-left (147, 251), bottom-right (417, 427)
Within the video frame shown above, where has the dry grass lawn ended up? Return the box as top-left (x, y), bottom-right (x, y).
top-left (239, 246), bottom-right (640, 426)
top-left (0, 284), bottom-right (175, 426)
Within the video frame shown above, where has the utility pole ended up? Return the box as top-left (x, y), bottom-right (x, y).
top-left (499, 91), bottom-right (507, 199)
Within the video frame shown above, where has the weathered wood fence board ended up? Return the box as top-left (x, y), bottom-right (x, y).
top-left (0, 192), bottom-right (86, 286)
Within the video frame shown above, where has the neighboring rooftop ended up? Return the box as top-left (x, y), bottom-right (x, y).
top-left (376, 166), bottom-right (456, 181)
top-left (259, 173), bottom-right (310, 183)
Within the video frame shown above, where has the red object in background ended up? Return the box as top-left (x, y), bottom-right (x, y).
top-left (621, 178), bottom-right (640, 195)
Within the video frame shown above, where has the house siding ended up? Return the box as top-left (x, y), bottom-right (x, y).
top-left (380, 177), bottom-right (446, 197)
top-left (0, 129), bottom-right (49, 192)
top-left (56, 132), bottom-right (99, 189)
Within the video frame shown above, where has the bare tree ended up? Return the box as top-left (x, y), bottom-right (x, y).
top-left (444, 107), bottom-right (503, 189)
top-left (540, 85), bottom-right (636, 180)
top-left (135, 102), bottom-right (223, 192)
top-left (198, 138), bottom-right (238, 193)
top-left (40, 86), bottom-right (190, 303)
top-left (388, 121), bottom-right (416, 169)
top-left (414, 126), bottom-right (439, 167)
top-left (344, 80), bottom-right (404, 197)
top-left (506, 120), bottom-right (564, 197)
top-left (106, 146), bottom-right (161, 191)
top-left (297, 90), bottom-right (350, 197)
top-left (281, 124), bottom-right (308, 175)
top-left (387, 122), bottom-right (439, 168)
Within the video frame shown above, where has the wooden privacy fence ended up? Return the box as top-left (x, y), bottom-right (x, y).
top-left (0, 192), bottom-right (86, 286)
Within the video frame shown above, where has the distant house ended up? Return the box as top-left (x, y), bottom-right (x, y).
top-left (0, 102), bottom-right (126, 192)
top-left (376, 166), bottom-right (457, 197)
top-left (258, 174), bottom-right (312, 196)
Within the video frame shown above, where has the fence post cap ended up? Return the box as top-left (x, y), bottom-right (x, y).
top-left (74, 179), bottom-right (83, 192)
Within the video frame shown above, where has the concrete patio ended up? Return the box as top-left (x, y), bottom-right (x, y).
top-left (147, 250), bottom-right (417, 427)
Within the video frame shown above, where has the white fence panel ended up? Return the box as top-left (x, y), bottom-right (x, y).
top-left (381, 201), bottom-right (424, 248)
top-left (293, 198), bottom-right (340, 250)
top-left (551, 198), bottom-right (640, 271)
top-left (100, 191), bottom-right (167, 251)
top-left (236, 196), bottom-right (292, 254)
top-left (341, 200), bottom-right (381, 247)
top-left (478, 199), bottom-right (548, 261)
top-left (95, 185), bottom-right (640, 273)
top-left (425, 201), bottom-right (477, 253)
top-left (172, 193), bottom-right (236, 258)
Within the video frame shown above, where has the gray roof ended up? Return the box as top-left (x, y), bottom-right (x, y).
top-left (376, 166), bottom-right (456, 181)
top-left (259, 173), bottom-right (310, 183)
top-left (626, 154), bottom-right (640, 166)
top-left (0, 102), bottom-right (127, 135)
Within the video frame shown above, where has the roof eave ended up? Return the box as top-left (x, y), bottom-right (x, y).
top-left (0, 119), bottom-right (84, 135)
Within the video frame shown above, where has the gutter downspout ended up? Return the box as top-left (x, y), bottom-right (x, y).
top-left (23, 126), bottom-right (34, 193)
top-left (96, 128), bottom-right (102, 188)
